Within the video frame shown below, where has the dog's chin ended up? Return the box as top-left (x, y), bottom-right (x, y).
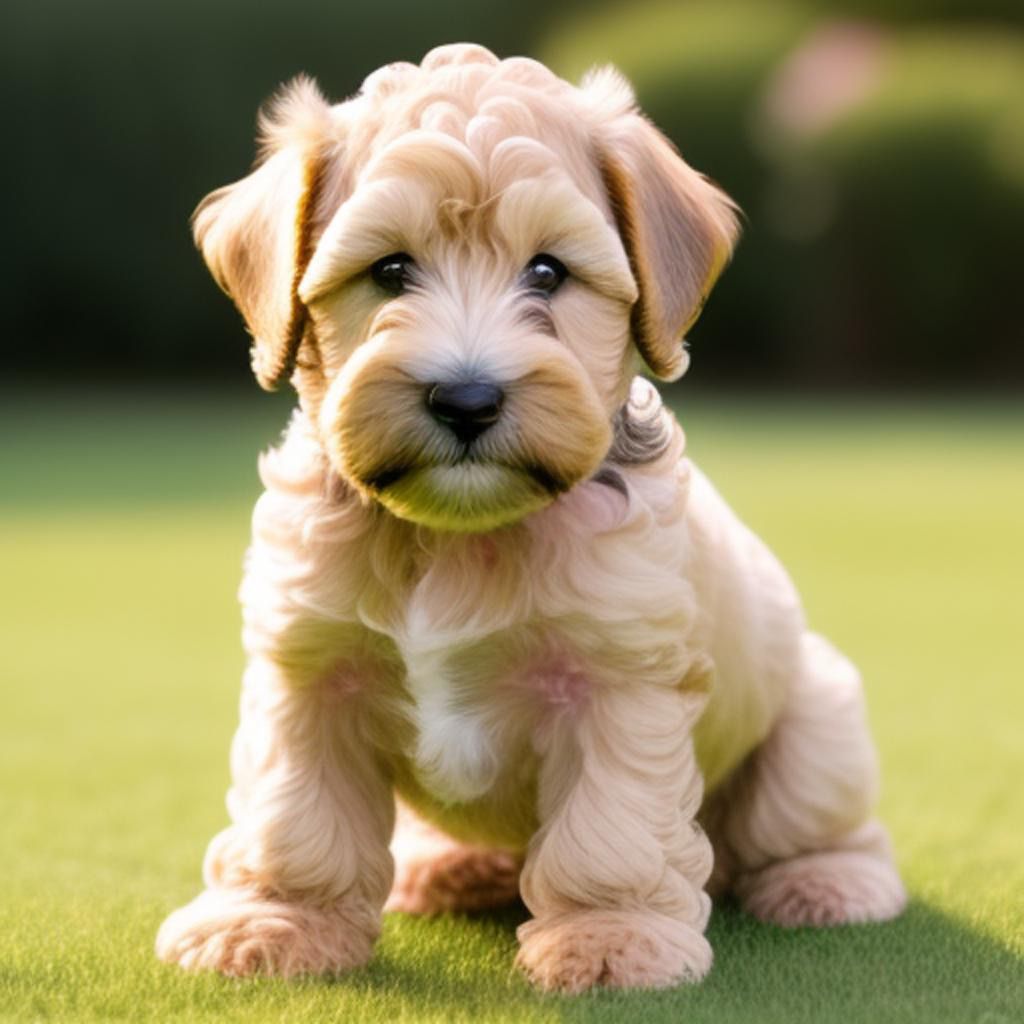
top-left (366, 462), bottom-right (561, 533)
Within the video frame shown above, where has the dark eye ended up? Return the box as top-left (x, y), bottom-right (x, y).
top-left (370, 252), bottom-right (415, 296)
top-left (523, 253), bottom-right (568, 295)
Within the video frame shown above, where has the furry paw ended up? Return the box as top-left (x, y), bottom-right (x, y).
top-left (515, 910), bottom-right (712, 993)
top-left (155, 888), bottom-right (379, 977)
top-left (736, 849), bottom-right (907, 927)
top-left (386, 845), bottom-right (521, 914)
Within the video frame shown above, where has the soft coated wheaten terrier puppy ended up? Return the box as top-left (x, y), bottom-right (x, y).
top-left (157, 43), bottom-right (906, 992)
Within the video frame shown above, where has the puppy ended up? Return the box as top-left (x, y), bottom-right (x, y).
top-left (157, 43), bottom-right (905, 992)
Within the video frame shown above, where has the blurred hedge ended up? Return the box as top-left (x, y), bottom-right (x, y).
top-left (4, 0), bottom-right (1023, 386)
top-left (543, 1), bottom-right (1024, 386)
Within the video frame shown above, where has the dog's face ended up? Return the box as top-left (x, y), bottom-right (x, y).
top-left (195, 45), bottom-right (738, 531)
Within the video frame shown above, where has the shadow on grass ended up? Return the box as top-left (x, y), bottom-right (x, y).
top-left (314, 899), bottom-right (1023, 1024)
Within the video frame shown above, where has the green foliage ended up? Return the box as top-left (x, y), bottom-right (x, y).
top-left (793, 30), bottom-right (1024, 381)
top-left (802, 0), bottom-right (1024, 23)
top-left (2, 390), bottom-right (1023, 1021)
top-left (543, 2), bottom-right (1024, 386)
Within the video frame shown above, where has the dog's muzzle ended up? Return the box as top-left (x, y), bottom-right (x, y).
top-left (321, 337), bottom-right (614, 532)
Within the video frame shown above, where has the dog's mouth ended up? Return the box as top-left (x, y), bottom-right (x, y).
top-left (366, 465), bottom-right (412, 492)
top-left (366, 454), bottom-right (570, 499)
top-left (360, 456), bottom-right (571, 532)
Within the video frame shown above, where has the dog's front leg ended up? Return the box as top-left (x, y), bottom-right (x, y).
top-left (516, 676), bottom-right (714, 993)
top-left (156, 655), bottom-right (393, 977)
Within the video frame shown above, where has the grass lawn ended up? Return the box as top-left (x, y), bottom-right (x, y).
top-left (1, 387), bottom-right (1022, 1023)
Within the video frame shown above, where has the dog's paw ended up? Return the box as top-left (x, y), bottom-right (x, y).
top-left (386, 845), bottom-right (521, 915)
top-left (515, 910), bottom-right (712, 993)
top-left (155, 888), bottom-right (379, 977)
top-left (736, 849), bottom-right (907, 927)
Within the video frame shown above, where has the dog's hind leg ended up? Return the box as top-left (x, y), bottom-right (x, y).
top-left (710, 632), bottom-right (906, 926)
top-left (156, 656), bottom-right (394, 977)
top-left (385, 801), bottom-right (522, 915)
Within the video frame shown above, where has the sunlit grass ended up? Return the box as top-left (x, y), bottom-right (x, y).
top-left (2, 388), bottom-right (1022, 1022)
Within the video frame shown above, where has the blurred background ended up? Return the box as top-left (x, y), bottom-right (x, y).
top-left (4, 0), bottom-right (1023, 388)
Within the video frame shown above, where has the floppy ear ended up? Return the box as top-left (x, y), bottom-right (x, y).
top-left (599, 114), bottom-right (740, 381)
top-left (192, 78), bottom-right (335, 390)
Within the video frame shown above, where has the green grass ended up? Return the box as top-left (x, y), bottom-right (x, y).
top-left (2, 388), bottom-right (1022, 1023)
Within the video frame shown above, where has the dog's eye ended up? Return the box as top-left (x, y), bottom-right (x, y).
top-left (370, 253), bottom-right (415, 296)
top-left (523, 254), bottom-right (568, 296)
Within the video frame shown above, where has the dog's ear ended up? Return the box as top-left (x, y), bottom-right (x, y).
top-left (598, 112), bottom-right (740, 381)
top-left (193, 78), bottom-right (336, 390)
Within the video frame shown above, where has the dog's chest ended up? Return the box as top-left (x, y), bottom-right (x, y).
top-left (381, 524), bottom-right (692, 807)
top-left (394, 587), bottom-right (560, 807)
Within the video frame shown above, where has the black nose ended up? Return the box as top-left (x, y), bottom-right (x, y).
top-left (426, 381), bottom-right (504, 444)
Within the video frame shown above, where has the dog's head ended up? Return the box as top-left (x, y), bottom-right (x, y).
top-left (195, 44), bottom-right (738, 531)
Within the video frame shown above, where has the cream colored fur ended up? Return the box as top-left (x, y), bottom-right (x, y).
top-left (157, 43), bottom-right (905, 992)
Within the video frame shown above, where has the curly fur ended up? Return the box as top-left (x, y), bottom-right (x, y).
top-left (157, 43), bottom-right (904, 992)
